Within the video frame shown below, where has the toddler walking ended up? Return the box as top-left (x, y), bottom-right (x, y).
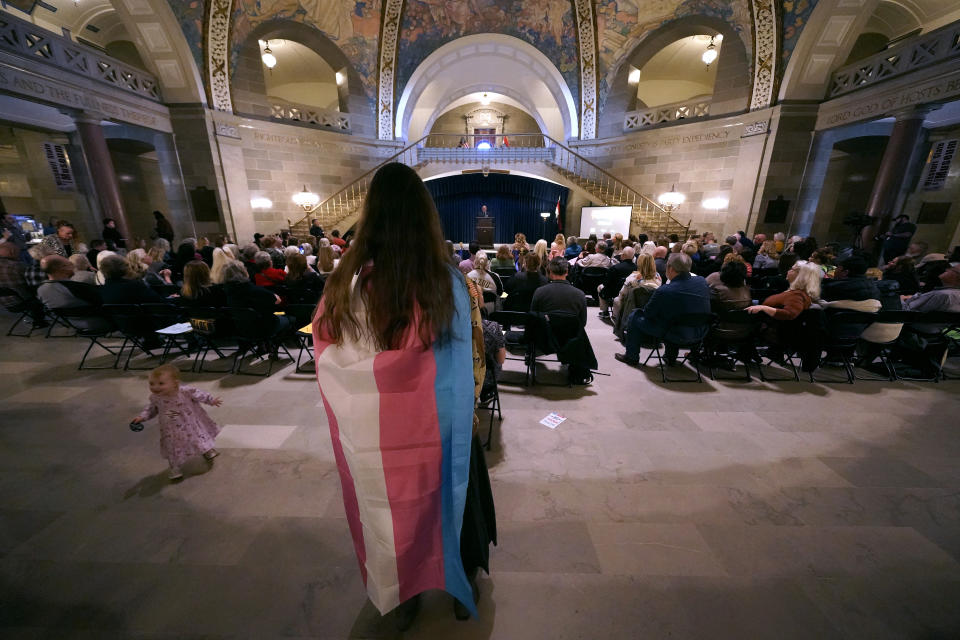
top-left (131, 364), bottom-right (223, 481)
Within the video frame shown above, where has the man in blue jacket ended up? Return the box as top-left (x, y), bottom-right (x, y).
top-left (615, 252), bottom-right (711, 365)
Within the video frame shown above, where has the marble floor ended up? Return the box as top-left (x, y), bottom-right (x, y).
top-left (1, 311), bottom-right (959, 639)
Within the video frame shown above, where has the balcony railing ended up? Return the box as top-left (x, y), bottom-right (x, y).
top-left (624, 99), bottom-right (710, 132)
top-left (270, 101), bottom-right (350, 132)
top-left (0, 10), bottom-right (161, 102)
top-left (828, 20), bottom-right (960, 99)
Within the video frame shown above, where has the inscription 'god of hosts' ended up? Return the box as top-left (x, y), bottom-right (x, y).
top-left (818, 75), bottom-right (960, 130)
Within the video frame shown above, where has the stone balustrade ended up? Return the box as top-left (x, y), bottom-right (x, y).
top-left (623, 99), bottom-right (711, 132)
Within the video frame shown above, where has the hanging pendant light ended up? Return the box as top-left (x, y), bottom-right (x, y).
top-left (702, 36), bottom-right (717, 68)
top-left (262, 40), bottom-right (277, 70)
top-left (657, 184), bottom-right (685, 211)
top-left (480, 92), bottom-right (490, 106)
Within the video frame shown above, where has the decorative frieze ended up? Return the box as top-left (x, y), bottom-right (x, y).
top-left (206, 0), bottom-right (233, 113)
top-left (749, 0), bottom-right (778, 111)
top-left (573, 0), bottom-right (597, 140)
top-left (377, 0), bottom-right (404, 140)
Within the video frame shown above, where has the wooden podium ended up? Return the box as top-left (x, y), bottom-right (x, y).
top-left (476, 216), bottom-right (494, 246)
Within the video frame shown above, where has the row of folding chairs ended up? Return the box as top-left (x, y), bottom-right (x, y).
top-left (37, 302), bottom-right (316, 376)
top-left (632, 308), bottom-right (960, 384)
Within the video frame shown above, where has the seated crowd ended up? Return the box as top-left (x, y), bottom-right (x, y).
top-left (2, 216), bottom-right (958, 381)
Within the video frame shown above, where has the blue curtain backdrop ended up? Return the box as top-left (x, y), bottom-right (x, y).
top-left (425, 173), bottom-right (568, 245)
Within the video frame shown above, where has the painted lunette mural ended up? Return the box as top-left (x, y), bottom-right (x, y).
top-left (230, 0), bottom-right (381, 106)
top-left (594, 0), bottom-right (752, 116)
top-left (165, 0), bottom-right (206, 73)
top-left (395, 0), bottom-right (581, 110)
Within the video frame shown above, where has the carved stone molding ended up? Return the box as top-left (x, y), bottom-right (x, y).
top-left (573, 0), bottom-right (597, 140)
top-left (749, 0), bottom-right (778, 111)
top-left (206, 0), bottom-right (233, 113)
top-left (377, 0), bottom-right (404, 140)
top-left (215, 122), bottom-right (241, 139)
top-left (742, 120), bottom-right (769, 136)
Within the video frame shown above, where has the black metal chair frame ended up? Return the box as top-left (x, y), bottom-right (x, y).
top-left (478, 354), bottom-right (502, 451)
top-left (853, 310), bottom-right (917, 381)
top-left (1, 287), bottom-right (44, 337)
top-left (637, 313), bottom-right (714, 383)
top-left (808, 311), bottom-right (876, 384)
top-left (702, 310), bottom-right (762, 382)
top-left (52, 306), bottom-right (121, 370)
top-left (102, 304), bottom-right (165, 370)
top-left (228, 307), bottom-right (294, 376)
top-left (188, 309), bottom-right (240, 373)
top-left (892, 311), bottom-right (960, 383)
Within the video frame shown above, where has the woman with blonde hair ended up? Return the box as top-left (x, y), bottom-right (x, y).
top-left (611, 252), bottom-right (661, 331)
top-left (209, 247), bottom-right (233, 284)
top-left (747, 260), bottom-right (821, 320)
top-left (316, 245), bottom-right (336, 275)
top-left (127, 248), bottom-right (173, 286)
top-left (754, 240), bottom-right (780, 270)
top-left (549, 233), bottom-right (565, 259)
top-left (533, 239), bottom-right (548, 267)
top-left (466, 252), bottom-right (497, 291)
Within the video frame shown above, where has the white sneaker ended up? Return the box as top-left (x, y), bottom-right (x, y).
top-left (168, 466), bottom-right (184, 481)
top-left (203, 448), bottom-right (219, 461)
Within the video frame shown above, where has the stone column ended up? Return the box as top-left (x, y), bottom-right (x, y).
top-left (861, 106), bottom-right (933, 249)
top-left (73, 113), bottom-right (130, 240)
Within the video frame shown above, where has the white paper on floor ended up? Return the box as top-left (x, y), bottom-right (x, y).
top-left (540, 412), bottom-right (566, 429)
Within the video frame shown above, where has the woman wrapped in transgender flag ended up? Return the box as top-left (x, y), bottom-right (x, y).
top-left (312, 162), bottom-right (496, 630)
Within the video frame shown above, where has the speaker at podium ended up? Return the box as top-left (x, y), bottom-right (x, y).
top-left (476, 216), bottom-right (494, 246)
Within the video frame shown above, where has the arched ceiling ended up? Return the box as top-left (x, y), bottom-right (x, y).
top-left (396, 34), bottom-right (578, 143)
top-left (258, 39), bottom-right (338, 110)
top-left (635, 34), bottom-right (721, 107)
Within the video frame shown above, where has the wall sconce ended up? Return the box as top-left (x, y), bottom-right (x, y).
top-left (250, 197), bottom-right (273, 209)
top-left (702, 197), bottom-right (728, 210)
top-left (628, 67), bottom-right (641, 84)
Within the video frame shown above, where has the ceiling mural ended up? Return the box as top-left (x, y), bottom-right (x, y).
top-left (395, 0), bottom-right (581, 108)
top-left (166, 0), bottom-right (206, 73)
top-left (594, 0), bottom-right (752, 115)
top-left (781, 0), bottom-right (820, 66)
top-left (229, 0), bottom-right (381, 105)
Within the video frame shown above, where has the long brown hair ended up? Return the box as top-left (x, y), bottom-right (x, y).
top-left (181, 260), bottom-right (211, 299)
top-left (318, 163), bottom-right (454, 350)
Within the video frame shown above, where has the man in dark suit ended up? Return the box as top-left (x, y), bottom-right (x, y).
top-left (615, 252), bottom-right (710, 365)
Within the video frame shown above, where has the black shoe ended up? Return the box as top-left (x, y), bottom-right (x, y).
top-left (614, 353), bottom-right (639, 366)
top-left (395, 594), bottom-right (421, 632)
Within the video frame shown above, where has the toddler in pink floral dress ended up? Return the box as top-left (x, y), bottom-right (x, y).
top-left (131, 364), bottom-right (223, 480)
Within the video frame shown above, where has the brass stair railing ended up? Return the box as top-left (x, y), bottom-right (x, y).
top-left (289, 138), bottom-right (424, 238)
top-left (290, 133), bottom-right (690, 238)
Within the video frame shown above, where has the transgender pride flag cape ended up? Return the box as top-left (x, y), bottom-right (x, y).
top-left (312, 270), bottom-right (476, 616)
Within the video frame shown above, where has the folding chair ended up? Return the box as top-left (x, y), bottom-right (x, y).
top-left (578, 267), bottom-right (608, 306)
top-left (478, 352), bottom-right (502, 451)
top-left (703, 310), bottom-right (761, 381)
top-left (228, 307), bottom-right (294, 376)
top-left (101, 304), bottom-right (163, 370)
top-left (639, 312), bottom-right (714, 383)
top-left (142, 303), bottom-right (193, 368)
top-left (54, 306), bottom-right (119, 369)
top-left (188, 308), bottom-right (237, 373)
top-left (809, 310), bottom-right (875, 384)
top-left (854, 310), bottom-right (917, 381)
top-left (893, 311), bottom-right (960, 382)
top-left (0, 287), bottom-right (44, 337)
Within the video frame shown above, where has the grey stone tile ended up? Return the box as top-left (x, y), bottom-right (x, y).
top-left (818, 456), bottom-right (941, 488)
top-left (587, 522), bottom-right (728, 576)
top-left (492, 521), bottom-right (601, 574)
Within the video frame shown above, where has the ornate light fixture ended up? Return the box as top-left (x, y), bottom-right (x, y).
top-left (657, 184), bottom-right (685, 211)
top-left (292, 185), bottom-right (320, 212)
top-left (702, 36), bottom-right (718, 68)
top-left (702, 196), bottom-right (728, 210)
top-left (250, 197), bottom-right (273, 209)
top-left (480, 92), bottom-right (491, 106)
top-left (261, 40), bottom-right (277, 70)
